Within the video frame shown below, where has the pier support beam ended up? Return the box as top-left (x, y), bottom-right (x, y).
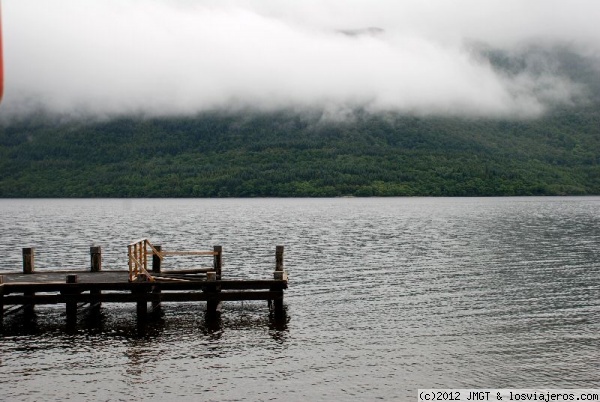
top-left (137, 296), bottom-right (148, 322)
top-left (22, 248), bottom-right (35, 316)
top-left (213, 246), bottom-right (222, 280)
top-left (66, 274), bottom-right (79, 324)
top-left (206, 271), bottom-right (222, 317)
top-left (134, 283), bottom-right (150, 323)
top-left (151, 245), bottom-right (162, 313)
top-left (90, 246), bottom-right (102, 314)
top-left (272, 246), bottom-right (285, 317)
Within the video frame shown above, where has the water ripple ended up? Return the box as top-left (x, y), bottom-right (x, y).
top-left (0, 197), bottom-right (599, 400)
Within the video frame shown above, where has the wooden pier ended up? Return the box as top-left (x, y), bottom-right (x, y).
top-left (0, 241), bottom-right (288, 325)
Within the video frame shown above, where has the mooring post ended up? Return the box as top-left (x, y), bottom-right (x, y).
top-left (206, 271), bottom-right (221, 316)
top-left (213, 246), bottom-right (222, 280)
top-left (90, 246), bottom-right (102, 313)
top-left (90, 246), bottom-right (102, 272)
top-left (22, 248), bottom-right (35, 315)
top-left (66, 274), bottom-right (79, 323)
top-left (152, 245), bottom-right (162, 274)
top-left (272, 246), bottom-right (285, 316)
top-left (276, 245), bottom-right (284, 272)
top-left (151, 245), bottom-right (162, 313)
top-left (22, 247), bottom-right (34, 274)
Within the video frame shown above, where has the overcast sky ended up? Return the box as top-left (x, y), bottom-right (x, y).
top-left (3, 0), bottom-right (600, 119)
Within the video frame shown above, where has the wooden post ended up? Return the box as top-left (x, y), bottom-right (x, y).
top-left (135, 283), bottom-right (148, 323)
top-left (276, 245), bottom-right (284, 272)
top-left (273, 246), bottom-right (285, 316)
top-left (151, 245), bottom-right (162, 313)
top-left (90, 246), bottom-right (102, 313)
top-left (22, 247), bottom-right (34, 274)
top-left (213, 246), bottom-right (222, 280)
top-left (142, 240), bottom-right (148, 275)
top-left (152, 245), bottom-right (162, 274)
top-left (206, 271), bottom-right (221, 316)
top-left (90, 246), bottom-right (102, 272)
top-left (66, 274), bottom-right (78, 323)
top-left (128, 244), bottom-right (133, 281)
top-left (22, 248), bottom-right (35, 315)
top-left (137, 297), bottom-right (148, 321)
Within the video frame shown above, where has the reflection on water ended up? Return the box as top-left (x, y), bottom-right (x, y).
top-left (1, 303), bottom-right (289, 341)
top-left (0, 197), bottom-right (599, 400)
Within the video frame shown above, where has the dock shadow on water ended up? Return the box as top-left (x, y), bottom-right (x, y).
top-left (0, 302), bottom-right (289, 341)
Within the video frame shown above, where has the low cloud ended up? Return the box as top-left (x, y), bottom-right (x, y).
top-left (2, 0), bottom-right (599, 119)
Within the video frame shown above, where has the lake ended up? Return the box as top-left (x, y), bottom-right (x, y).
top-left (0, 197), bottom-right (598, 401)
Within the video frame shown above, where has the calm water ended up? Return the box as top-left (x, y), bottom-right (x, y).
top-left (0, 198), bottom-right (598, 401)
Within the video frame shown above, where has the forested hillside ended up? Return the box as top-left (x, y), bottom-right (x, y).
top-left (1, 44), bottom-right (599, 198)
top-left (0, 105), bottom-right (599, 197)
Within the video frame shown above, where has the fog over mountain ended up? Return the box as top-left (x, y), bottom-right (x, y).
top-left (3, 0), bottom-right (600, 119)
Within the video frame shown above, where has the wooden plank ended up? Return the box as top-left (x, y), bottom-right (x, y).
top-left (1, 279), bottom-right (287, 294)
top-left (163, 291), bottom-right (283, 302)
top-left (2, 282), bottom-right (154, 293)
top-left (157, 268), bottom-right (212, 274)
top-left (128, 238), bottom-right (148, 247)
top-left (1, 290), bottom-right (283, 305)
top-left (146, 242), bottom-right (164, 261)
top-left (159, 251), bottom-right (217, 256)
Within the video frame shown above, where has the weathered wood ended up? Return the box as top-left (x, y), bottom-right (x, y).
top-left (213, 246), bottom-right (222, 280)
top-left (1, 278), bottom-right (286, 294)
top-left (160, 251), bottom-right (217, 256)
top-left (65, 274), bottom-right (79, 322)
top-left (22, 248), bottom-right (36, 315)
top-left (2, 242), bottom-right (287, 322)
top-left (272, 246), bottom-right (285, 316)
top-left (157, 268), bottom-right (212, 274)
top-left (152, 245), bottom-right (162, 273)
top-left (90, 246), bottom-right (102, 272)
top-left (206, 270), bottom-right (221, 315)
top-left (90, 247), bottom-right (102, 312)
top-left (22, 247), bottom-right (34, 274)
top-left (128, 244), bottom-right (133, 281)
top-left (276, 245), bottom-right (284, 272)
top-left (151, 245), bottom-right (162, 312)
top-left (2, 291), bottom-right (284, 304)
top-left (273, 271), bottom-right (287, 281)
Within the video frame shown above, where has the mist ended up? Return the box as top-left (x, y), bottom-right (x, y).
top-left (3, 0), bottom-right (600, 119)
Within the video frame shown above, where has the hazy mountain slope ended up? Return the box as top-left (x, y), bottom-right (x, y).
top-left (0, 46), bottom-right (598, 197)
top-left (0, 106), bottom-right (598, 197)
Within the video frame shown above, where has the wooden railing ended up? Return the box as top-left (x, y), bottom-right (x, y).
top-left (128, 239), bottom-right (155, 282)
top-left (128, 239), bottom-right (220, 282)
